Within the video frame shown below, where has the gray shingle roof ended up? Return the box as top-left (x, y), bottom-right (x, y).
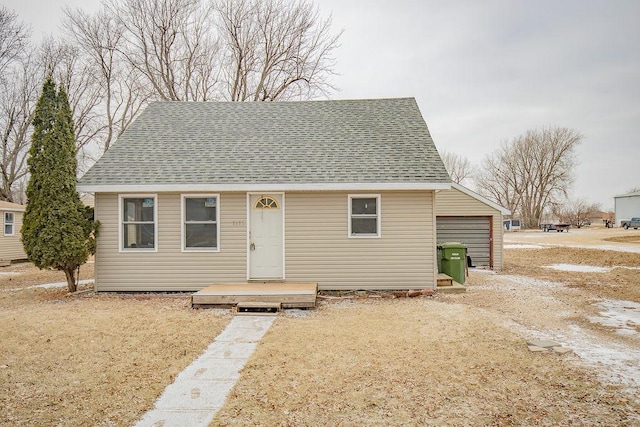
top-left (78, 98), bottom-right (450, 189)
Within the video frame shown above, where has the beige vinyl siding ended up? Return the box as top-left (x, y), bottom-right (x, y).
top-left (94, 193), bottom-right (247, 291)
top-left (285, 191), bottom-right (436, 290)
top-left (435, 187), bottom-right (505, 270)
top-left (0, 210), bottom-right (26, 262)
top-left (95, 191), bottom-right (436, 291)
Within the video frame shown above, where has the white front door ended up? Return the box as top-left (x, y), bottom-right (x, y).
top-left (249, 194), bottom-right (284, 280)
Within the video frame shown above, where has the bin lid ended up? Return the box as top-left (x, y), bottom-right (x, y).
top-left (438, 242), bottom-right (467, 249)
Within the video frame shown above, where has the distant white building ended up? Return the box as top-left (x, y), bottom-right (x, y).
top-left (614, 191), bottom-right (640, 226)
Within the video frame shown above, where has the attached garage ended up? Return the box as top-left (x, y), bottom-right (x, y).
top-left (436, 216), bottom-right (491, 267)
top-left (435, 183), bottom-right (510, 270)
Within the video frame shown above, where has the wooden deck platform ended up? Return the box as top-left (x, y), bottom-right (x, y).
top-left (192, 282), bottom-right (317, 309)
top-left (437, 273), bottom-right (453, 287)
top-left (437, 273), bottom-right (466, 294)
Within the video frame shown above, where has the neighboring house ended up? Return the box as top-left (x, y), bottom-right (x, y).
top-left (614, 191), bottom-right (640, 226)
top-left (435, 183), bottom-right (510, 270)
top-left (588, 211), bottom-right (614, 225)
top-left (77, 98), bottom-right (451, 292)
top-left (0, 201), bottom-right (27, 263)
top-left (80, 192), bottom-right (95, 208)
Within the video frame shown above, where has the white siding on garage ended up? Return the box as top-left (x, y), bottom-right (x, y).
top-left (435, 185), bottom-right (506, 270)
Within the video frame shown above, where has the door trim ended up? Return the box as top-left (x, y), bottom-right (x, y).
top-left (246, 192), bottom-right (285, 281)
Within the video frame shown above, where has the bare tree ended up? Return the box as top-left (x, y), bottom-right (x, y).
top-left (106, 0), bottom-right (221, 101)
top-left (0, 8), bottom-right (34, 202)
top-left (216, 0), bottom-right (342, 101)
top-left (476, 127), bottom-right (583, 229)
top-left (440, 150), bottom-right (474, 186)
top-left (475, 148), bottom-right (522, 216)
top-left (64, 6), bottom-right (148, 152)
top-left (0, 0), bottom-right (343, 197)
top-left (553, 198), bottom-right (601, 228)
top-left (0, 55), bottom-right (41, 203)
top-left (0, 6), bottom-right (30, 83)
top-left (39, 38), bottom-right (105, 169)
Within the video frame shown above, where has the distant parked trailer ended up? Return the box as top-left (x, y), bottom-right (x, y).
top-left (541, 223), bottom-right (571, 232)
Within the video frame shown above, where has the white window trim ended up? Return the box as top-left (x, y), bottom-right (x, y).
top-left (118, 194), bottom-right (158, 252)
top-left (4, 212), bottom-right (14, 236)
top-left (181, 194), bottom-right (220, 253)
top-left (348, 194), bottom-right (381, 238)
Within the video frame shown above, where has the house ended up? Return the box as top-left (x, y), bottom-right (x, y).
top-left (79, 192), bottom-right (95, 208)
top-left (0, 201), bottom-right (27, 264)
top-left (435, 183), bottom-right (510, 270)
top-left (614, 191), bottom-right (640, 226)
top-left (77, 98), bottom-right (451, 292)
top-left (588, 211), bottom-right (614, 225)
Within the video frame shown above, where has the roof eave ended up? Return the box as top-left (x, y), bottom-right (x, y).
top-left (77, 182), bottom-right (451, 193)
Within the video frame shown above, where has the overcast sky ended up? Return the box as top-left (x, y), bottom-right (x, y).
top-left (4, 0), bottom-right (639, 210)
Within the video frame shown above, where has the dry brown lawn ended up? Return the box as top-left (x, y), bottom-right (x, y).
top-left (214, 299), bottom-right (639, 426)
top-left (0, 263), bottom-right (230, 427)
top-left (214, 240), bottom-right (640, 426)
top-left (605, 234), bottom-right (640, 244)
top-left (2, 238), bottom-right (640, 426)
top-left (504, 246), bottom-right (640, 302)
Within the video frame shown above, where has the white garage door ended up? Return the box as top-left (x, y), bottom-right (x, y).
top-left (436, 216), bottom-right (491, 267)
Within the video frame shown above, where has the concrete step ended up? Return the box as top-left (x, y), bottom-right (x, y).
top-left (235, 301), bottom-right (281, 315)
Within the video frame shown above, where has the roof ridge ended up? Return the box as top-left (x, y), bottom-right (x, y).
top-left (146, 97), bottom-right (417, 105)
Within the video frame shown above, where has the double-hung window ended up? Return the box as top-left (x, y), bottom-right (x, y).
top-left (348, 194), bottom-right (381, 237)
top-left (182, 195), bottom-right (219, 251)
top-left (4, 212), bottom-right (14, 236)
top-left (121, 196), bottom-right (156, 250)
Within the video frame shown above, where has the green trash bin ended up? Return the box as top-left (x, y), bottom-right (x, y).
top-left (438, 242), bottom-right (467, 284)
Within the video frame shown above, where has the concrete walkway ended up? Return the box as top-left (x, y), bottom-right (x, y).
top-left (135, 315), bottom-right (275, 427)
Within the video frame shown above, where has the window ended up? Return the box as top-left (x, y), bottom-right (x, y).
top-left (349, 195), bottom-right (381, 237)
top-left (4, 212), bottom-right (14, 236)
top-left (121, 196), bottom-right (156, 250)
top-left (183, 195), bottom-right (219, 251)
top-left (254, 196), bottom-right (279, 209)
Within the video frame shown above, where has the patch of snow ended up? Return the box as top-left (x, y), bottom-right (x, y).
top-left (584, 244), bottom-right (640, 254)
top-left (508, 320), bottom-right (640, 395)
top-left (282, 308), bottom-right (315, 318)
top-left (504, 233), bottom-right (547, 241)
top-left (0, 272), bottom-right (21, 276)
top-left (468, 268), bottom-right (496, 275)
top-left (3, 279), bottom-right (95, 292)
top-left (545, 264), bottom-right (610, 273)
top-left (616, 266), bottom-right (640, 271)
top-left (471, 275), bottom-right (563, 291)
top-left (27, 279), bottom-right (94, 289)
top-left (504, 244), bottom-right (545, 249)
top-left (500, 275), bottom-right (562, 288)
top-left (589, 300), bottom-right (640, 337)
top-left (563, 324), bottom-right (640, 393)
